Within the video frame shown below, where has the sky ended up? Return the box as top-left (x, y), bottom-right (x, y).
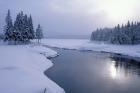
top-left (0, 0), bottom-right (140, 38)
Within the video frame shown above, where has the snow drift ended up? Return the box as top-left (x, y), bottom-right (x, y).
top-left (40, 39), bottom-right (140, 58)
top-left (0, 44), bottom-right (65, 93)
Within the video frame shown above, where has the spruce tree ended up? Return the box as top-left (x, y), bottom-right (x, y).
top-left (14, 11), bottom-right (31, 43)
top-left (28, 15), bottom-right (35, 40)
top-left (90, 21), bottom-right (140, 44)
top-left (4, 10), bottom-right (14, 42)
top-left (36, 24), bottom-right (43, 43)
top-left (23, 14), bottom-right (30, 42)
top-left (4, 10), bottom-right (36, 44)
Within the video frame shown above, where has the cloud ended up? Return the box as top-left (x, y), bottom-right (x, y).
top-left (0, 0), bottom-right (140, 37)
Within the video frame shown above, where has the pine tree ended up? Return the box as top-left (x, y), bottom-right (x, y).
top-left (28, 15), bottom-right (35, 40)
top-left (4, 10), bottom-right (14, 42)
top-left (14, 12), bottom-right (32, 43)
top-left (36, 24), bottom-right (43, 43)
top-left (22, 14), bottom-right (30, 42)
top-left (90, 21), bottom-right (140, 44)
top-left (90, 32), bottom-right (94, 41)
top-left (14, 12), bottom-right (20, 42)
top-left (4, 10), bottom-right (36, 44)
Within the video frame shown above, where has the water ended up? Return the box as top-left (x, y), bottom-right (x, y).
top-left (45, 48), bottom-right (140, 93)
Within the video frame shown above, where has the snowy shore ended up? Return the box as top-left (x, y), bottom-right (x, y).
top-left (40, 39), bottom-right (140, 59)
top-left (0, 44), bottom-right (65, 93)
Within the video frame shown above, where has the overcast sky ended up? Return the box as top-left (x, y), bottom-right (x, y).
top-left (0, 0), bottom-right (140, 37)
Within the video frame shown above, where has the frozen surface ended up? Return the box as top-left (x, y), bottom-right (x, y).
top-left (0, 44), bottom-right (65, 93)
top-left (40, 39), bottom-right (140, 58)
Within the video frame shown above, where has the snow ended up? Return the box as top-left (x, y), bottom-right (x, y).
top-left (40, 39), bottom-right (140, 58)
top-left (0, 44), bottom-right (65, 93)
top-left (41, 39), bottom-right (88, 49)
top-left (1, 39), bottom-right (140, 93)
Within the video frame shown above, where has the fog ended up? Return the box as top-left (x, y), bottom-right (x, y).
top-left (0, 0), bottom-right (140, 38)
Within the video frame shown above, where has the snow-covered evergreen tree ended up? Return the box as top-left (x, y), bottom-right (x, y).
top-left (14, 12), bottom-right (35, 43)
top-left (90, 21), bottom-right (140, 45)
top-left (22, 14), bottom-right (30, 42)
top-left (14, 12), bottom-right (25, 42)
top-left (28, 15), bottom-right (35, 40)
top-left (4, 10), bottom-right (14, 42)
top-left (36, 24), bottom-right (43, 43)
top-left (3, 10), bottom-right (39, 44)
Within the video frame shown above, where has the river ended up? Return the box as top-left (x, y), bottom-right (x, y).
top-left (45, 48), bottom-right (140, 93)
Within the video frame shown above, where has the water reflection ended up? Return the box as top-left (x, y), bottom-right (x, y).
top-left (110, 56), bottom-right (140, 80)
top-left (110, 61), bottom-right (117, 79)
top-left (46, 49), bottom-right (140, 93)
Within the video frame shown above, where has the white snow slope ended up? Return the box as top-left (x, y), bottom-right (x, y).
top-left (0, 44), bottom-right (65, 93)
top-left (40, 39), bottom-right (140, 58)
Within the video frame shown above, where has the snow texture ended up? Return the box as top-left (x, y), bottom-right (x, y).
top-left (40, 39), bottom-right (140, 58)
top-left (0, 44), bottom-right (65, 93)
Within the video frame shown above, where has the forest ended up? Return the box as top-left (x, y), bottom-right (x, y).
top-left (90, 21), bottom-right (140, 44)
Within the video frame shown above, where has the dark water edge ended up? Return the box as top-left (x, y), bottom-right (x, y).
top-left (45, 48), bottom-right (140, 93)
top-left (43, 45), bottom-right (140, 62)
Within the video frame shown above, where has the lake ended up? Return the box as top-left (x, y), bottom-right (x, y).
top-left (45, 48), bottom-right (140, 93)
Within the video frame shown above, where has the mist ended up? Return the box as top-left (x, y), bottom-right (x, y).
top-left (0, 0), bottom-right (140, 38)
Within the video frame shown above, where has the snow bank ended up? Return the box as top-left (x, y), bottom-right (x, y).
top-left (80, 42), bottom-right (140, 58)
top-left (40, 39), bottom-right (140, 58)
top-left (0, 45), bottom-right (65, 93)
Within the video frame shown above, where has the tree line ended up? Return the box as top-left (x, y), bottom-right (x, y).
top-left (90, 21), bottom-right (140, 44)
top-left (3, 10), bottom-right (43, 44)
